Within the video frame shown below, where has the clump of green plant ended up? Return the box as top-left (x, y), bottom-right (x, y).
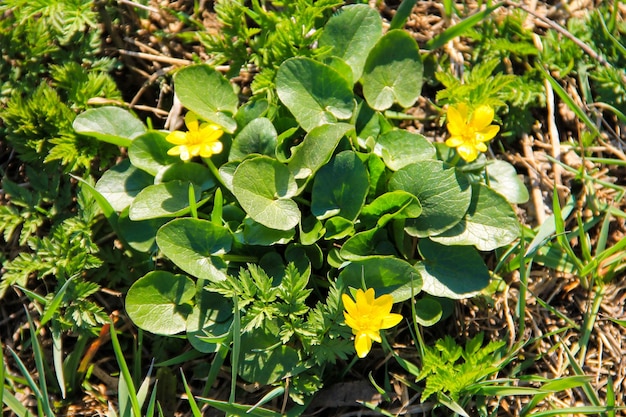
top-left (74, 4), bottom-right (528, 412)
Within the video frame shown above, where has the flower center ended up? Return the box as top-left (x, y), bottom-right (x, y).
top-left (186, 130), bottom-right (205, 145)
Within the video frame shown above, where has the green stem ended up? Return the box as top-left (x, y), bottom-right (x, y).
top-left (576, 283), bottom-right (606, 364)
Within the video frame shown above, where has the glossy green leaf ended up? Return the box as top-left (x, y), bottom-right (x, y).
top-left (389, 160), bottom-right (471, 237)
top-left (276, 57), bottom-right (355, 132)
top-left (413, 296), bottom-right (443, 326)
top-left (324, 216), bottom-right (355, 240)
top-left (238, 324), bottom-right (301, 385)
top-left (156, 218), bottom-right (232, 280)
top-left (338, 256), bottom-right (422, 302)
top-left (232, 156), bottom-right (300, 231)
top-left (128, 131), bottom-right (179, 176)
top-left (229, 117), bottom-right (277, 161)
top-left (238, 217), bottom-right (296, 246)
top-left (173, 65), bottom-right (238, 133)
top-left (234, 98), bottom-right (269, 127)
top-left (186, 291), bottom-right (233, 353)
top-left (95, 159), bottom-right (154, 212)
top-left (340, 227), bottom-right (397, 260)
top-left (318, 4), bottom-right (383, 81)
top-left (484, 160), bottom-right (529, 204)
top-left (129, 180), bottom-right (202, 220)
top-left (415, 239), bottom-right (490, 299)
top-left (299, 215), bottom-right (325, 245)
top-left (376, 130), bottom-right (436, 171)
top-left (73, 106), bottom-right (146, 147)
top-left (361, 190), bottom-right (422, 228)
top-left (287, 123), bottom-right (353, 186)
top-left (117, 207), bottom-right (167, 253)
top-left (431, 184), bottom-right (520, 251)
top-left (126, 271), bottom-right (195, 335)
top-left (154, 162), bottom-right (216, 191)
top-left (361, 30), bottom-right (423, 111)
top-left (311, 151), bottom-right (369, 221)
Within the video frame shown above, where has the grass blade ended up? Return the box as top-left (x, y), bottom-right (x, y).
top-left (389, 0), bottom-right (418, 30)
top-left (2, 388), bottom-right (31, 417)
top-left (51, 323), bottom-right (66, 399)
top-left (39, 275), bottom-right (75, 328)
top-left (25, 309), bottom-right (55, 417)
top-left (426, 4), bottom-right (502, 51)
top-left (180, 370), bottom-right (202, 417)
top-left (109, 319), bottom-right (142, 417)
top-left (196, 397), bottom-right (283, 417)
top-left (230, 296), bottom-right (241, 404)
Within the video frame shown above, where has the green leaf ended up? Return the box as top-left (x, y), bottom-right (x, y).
top-left (484, 160), bottom-right (529, 204)
top-left (338, 257), bottom-right (422, 302)
top-left (360, 190), bottom-right (422, 228)
top-left (156, 218), bottom-right (232, 281)
top-left (229, 117), bottom-right (277, 161)
top-left (117, 208), bottom-right (167, 253)
top-left (318, 4), bottom-right (383, 81)
top-left (287, 123), bottom-right (353, 186)
top-left (413, 296), bottom-right (443, 326)
top-left (340, 227), bottom-right (397, 260)
top-left (239, 217), bottom-right (296, 246)
top-left (276, 57), bottom-right (355, 132)
top-left (155, 162), bottom-right (216, 191)
top-left (311, 151), bottom-right (369, 221)
top-left (186, 291), bottom-right (233, 353)
top-left (129, 180), bottom-right (202, 220)
top-left (415, 239), bottom-right (490, 299)
top-left (128, 131), bottom-right (179, 176)
top-left (376, 130), bottom-right (436, 171)
top-left (430, 184), bottom-right (520, 251)
top-left (238, 324), bottom-right (301, 385)
top-left (73, 106), bottom-right (146, 147)
top-left (231, 156), bottom-right (300, 231)
top-left (173, 65), bottom-right (239, 133)
top-left (196, 398), bottom-right (283, 417)
top-left (389, 160), bottom-right (471, 237)
top-left (426, 4), bottom-right (502, 51)
top-left (361, 30), bottom-right (423, 111)
top-left (95, 159), bottom-right (154, 212)
top-left (126, 271), bottom-right (195, 335)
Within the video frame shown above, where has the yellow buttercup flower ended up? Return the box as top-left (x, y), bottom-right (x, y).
top-left (445, 103), bottom-right (500, 162)
top-left (342, 288), bottom-right (403, 358)
top-left (166, 112), bottom-right (224, 161)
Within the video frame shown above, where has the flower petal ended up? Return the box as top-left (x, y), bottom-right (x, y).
top-left (342, 294), bottom-right (357, 316)
top-left (457, 144), bottom-right (478, 162)
top-left (477, 125), bottom-right (500, 142)
top-left (381, 313), bottom-right (403, 329)
top-left (445, 136), bottom-right (466, 148)
top-left (470, 105), bottom-right (494, 130)
top-left (446, 104), bottom-right (467, 136)
top-left (354, 333), bottom-right (373, 358)
top-left (185, 112), bottom-right (199, 131)
top-left (166, 131), bottom-right (188, 145)
top-left (167, 146), bottom-right (181, 156)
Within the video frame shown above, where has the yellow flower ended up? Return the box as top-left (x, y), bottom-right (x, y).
top-left (342, 288), bottom-right (403, 358)
top-left (166, 112), bottom-right (224, 161)
top-left (445, 103), bottom-right (500, 162)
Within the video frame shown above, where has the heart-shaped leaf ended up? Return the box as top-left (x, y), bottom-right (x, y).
top-left (156, 218), bottom-right (232, 281)
top-left (117, 207), bottom-right (167, 253)
top-left (338, 256), bottom-right (422, 302)
top-left (430, 184), bottom-right (520, 251)
top-left (360, 190), bottom-right (422, 228)
top-left (276, 57), bottom-right (355, 132)
top-left (73, 106), bottom-right (146, 147)
top-left (287, 123), bottom-right (353, 187)
top-left (186, 291), bottom-right (233, 353)
top-left (95, 159), bottom-right (154, 212)
top-left (361, 30), bottom-right (423, 111)
top-left (129, 180), bottom-right (202, 220)
top-left (311, 151), bottom-right (369, 221)
top-left (485, 160), bottom-right (529, 204)
top-left (232, 156), bottom-right (300, 231)
top-left (128, 131), bottom-right (179, 176)
top-left (415, 239), bottom-right (490, 299)
top-left (154, 162), bottom-right (216, 191)
top-left (376, 130), bottom-right (436, 171)
top-left (340, 227), bottom-right (397, 260)
top-left (318, 4), bottom-right (383, 81)
top-left (173, 65), bottom-right (238, 133)
top-left (126, 271), bottom-right (195, 335)
top-left (229, 117), bottom-right (277, 161)
top-left (238, 217), bottom-right (296, 246)
top-left (389, 160), bottom-right (471, 237)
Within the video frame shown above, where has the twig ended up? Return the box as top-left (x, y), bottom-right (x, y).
top-left (117, 49), bottom-right (192, 66)
top-left (522, 133), bottom-right (547, 225)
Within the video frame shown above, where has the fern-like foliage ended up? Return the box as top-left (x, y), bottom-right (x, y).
top-left (416, 333), bottom-right (506, 403)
